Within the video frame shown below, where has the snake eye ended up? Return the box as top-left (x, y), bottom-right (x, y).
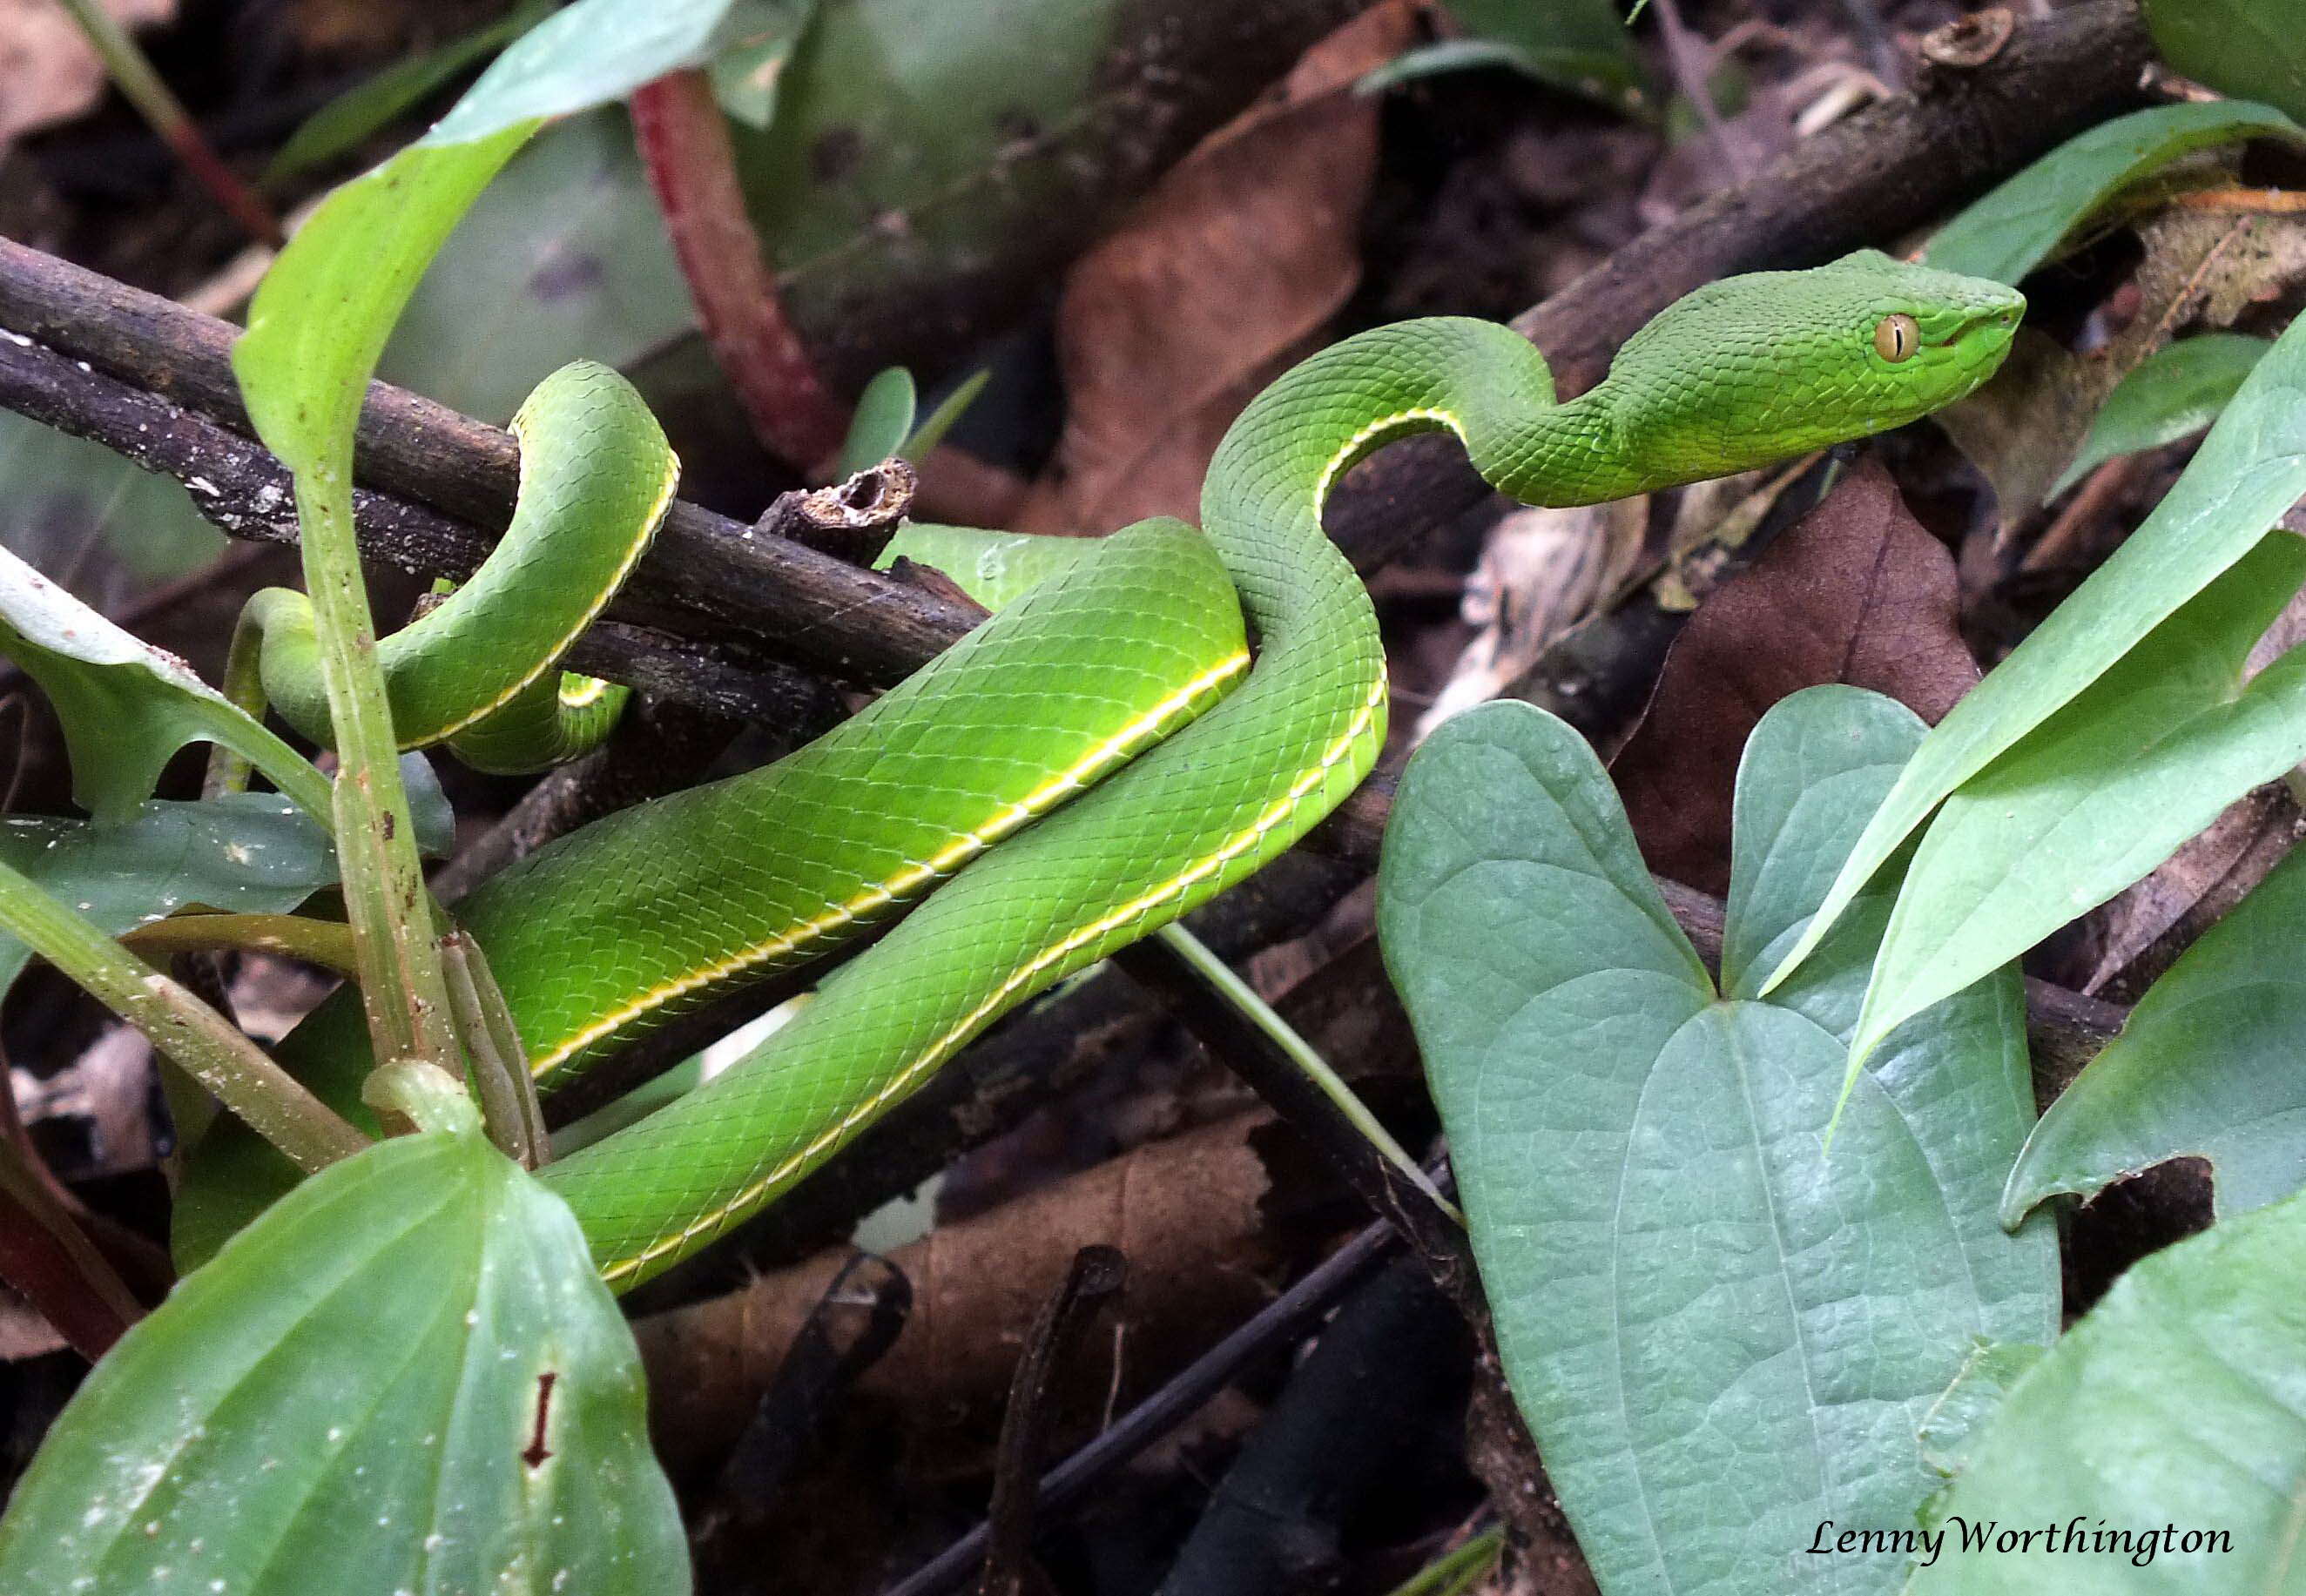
top-left (1874, 313), bottom-right (1920, 363)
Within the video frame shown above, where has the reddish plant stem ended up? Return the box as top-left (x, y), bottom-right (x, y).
top-left (630, 70), bottom-right (849, 472)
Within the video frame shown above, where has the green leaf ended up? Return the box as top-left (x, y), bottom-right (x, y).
top-left (380, 111), bottom-right (694, 428)
top-left (709, 0), bottom-right (817, 130)
top-left (2052, 332), bottom-right (2273, 497)
top-left (902, 366), bottom-right (990, 461)
top-left (0, 781), bottom-right (449, 995)
top-left (1916, 1340), bottom-right (2046, 1482)
top-left (0, 542), bottom-right (327, 823)
top-left (2145, 0), bottom-right (2306, 125)
top-left (2005, 843), bottom-right (2306, 1225)
top-left (1378, 689), bottom-right (2054, 1596)
top-left (834, 365), bottom-right (915, 476)
top-left (1847, 533), bottom-right (2306, 1067)
top-left (425, 0), bottom-right (746, 147)
top-left (1922, 101), bottom-right (2306, 286)
top-left (266, 0), bottom-right (559, 181)
top-left (0, 795), bottom-right (339, 993)
top-left (1763, 284), bottom-right (2306, 1000)
top-left (0, 1132), bottom-right (688, 1593)
top-left (1908, 1188), bottom-right (2306, 1592)
top-left (0, 413), bottom-right (220, 586)
top-left (1359, 37), bottom-right (1649, 118)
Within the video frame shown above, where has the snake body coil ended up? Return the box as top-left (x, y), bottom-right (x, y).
top-left (186, 253), bottom-right (2024, 1287)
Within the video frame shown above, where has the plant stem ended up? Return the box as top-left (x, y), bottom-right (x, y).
top-left (441, 931), bottom-right (548, 1168)
top-left (628, 69), bottom-right (848, 471)
top-left (202, 601), bottom-right (269, 799)
top-left (119, 912), bottom-right (360, 976)
top-left (50, 0), bottom-right (281, 246)
top-left (0, 858), bottom-right (366, 1173)
top-left (289, 468), bottom-right (463, 1077)
top-left (1384, 1528), bottom-right (1504, 1596)
top-left (1153, 923), bottom-right (1463, 1225)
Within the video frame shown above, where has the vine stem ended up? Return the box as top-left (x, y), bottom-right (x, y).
top-left (1153, 923), bottom-right (1462, 1225)
top-left (0, 859), bottom-right (367, 1173)
top-left (288, 465), bottom-right (464, 1076)
top-left (629, 69), bottom-right (848, 471)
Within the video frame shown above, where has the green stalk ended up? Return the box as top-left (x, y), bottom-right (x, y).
top-left (50, 0), bottom-right (281, 246)
top-left (1153, 924), bottom-right (1464, 1226)
top-left (0, 858), bottom-right (366, 1174)
top-left (201, 603), bottom-right (269, 801)
top-left (1384, 1528), bottom-right (1504, 1596)
top-left (441, 932), bottom-right (548, 1168)
top-left (289, 468), bottom-right (463, 1077)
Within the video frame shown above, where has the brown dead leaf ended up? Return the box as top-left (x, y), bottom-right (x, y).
top-left (1014, 0), bottom-right (1413, 534)
top-left (636, 1111), bottom-right (1290, 1487)
top-left (0, 0), bottom-right (174, 147)
top-left (1609, 457), bottom-right (1978, 896)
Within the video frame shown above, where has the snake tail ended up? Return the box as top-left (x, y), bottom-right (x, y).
top-left (239, 360), bottom-right (677, 774)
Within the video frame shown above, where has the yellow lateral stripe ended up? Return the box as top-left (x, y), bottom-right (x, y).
top-left (603, 661), bottom-right (1386, 1283)
top-left (1314, 407), bottom-right (1455, 504)
top-left (558, 674), bottom-right (615, 710)
top-left (420, 444), bottom-right (678, 747)
top-left (532, 643), bottom-right (1255, 1079)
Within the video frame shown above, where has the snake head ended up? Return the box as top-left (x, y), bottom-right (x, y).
top-left (1604, 248), bottom-right (2025, 485)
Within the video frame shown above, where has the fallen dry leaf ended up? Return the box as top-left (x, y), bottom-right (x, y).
top-left (0, 0), bottom-right (174, 148)
top-left (636, 1110), bottom-right (1291, 1487)
top-left (1608, 457), bottom-right (1978, 896)
top-left (1413, 503), bottom-right (1628, 742)
top-left (1014, 0), bottom-right (1413, 534)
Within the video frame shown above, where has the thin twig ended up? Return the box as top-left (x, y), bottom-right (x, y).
top-left (885, 1219), bottom-right (1399, 1596)
top-left (978, 1246), bottom-right (1128, 1596)
top-left (0, 859), bottom-right (367, 1173)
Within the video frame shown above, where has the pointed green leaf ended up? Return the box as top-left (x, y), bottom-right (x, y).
top-left (709, 0), bottom-right (817, 130)
top-left (265, 0), bottom-right (558, 182)
top-left (1847, 533), bottom-right (2306, 1069)
top-left (0, 1131), bottom-right (688, 1593)
top-left (2144, 0), bottom-right (2306, 126)
top-left (834, 366), bottom-right (916, 478)
top-left (424, 0), bottom-right (747, 148)
top-left (1909, 1188), bottom-right (2306, 1592)
top-left (0, 786), bottom-right (448, 997)
top-left (0, 543), bottom-right (327, 823)
top-left (1763, 289), bottom-right (2306, 999)
top-left (0, 795), bottom-right (333, 993)
top-left (2006, 844), bottom-right (2306, 1225)
top-left (2052, 333), bottom-right (2273, 498)
top-left (1923, 101), bottom-right (2306, 286)
top-left (1359, 0), bottom-right (1649, 114)
top-left (1379, 690), bottom-right (2053, 1596)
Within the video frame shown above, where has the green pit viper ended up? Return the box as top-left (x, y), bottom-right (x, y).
top-left (187, 250), bottom-right (2023, 1289)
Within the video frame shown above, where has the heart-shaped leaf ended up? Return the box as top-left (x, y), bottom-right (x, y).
top-left (1909, 1186), bottom-right (2306, 1592)
top-left (0, 1131), bottom-right (689, 1593)
top-left (1379, 688), bottom-right (2055, 1596)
